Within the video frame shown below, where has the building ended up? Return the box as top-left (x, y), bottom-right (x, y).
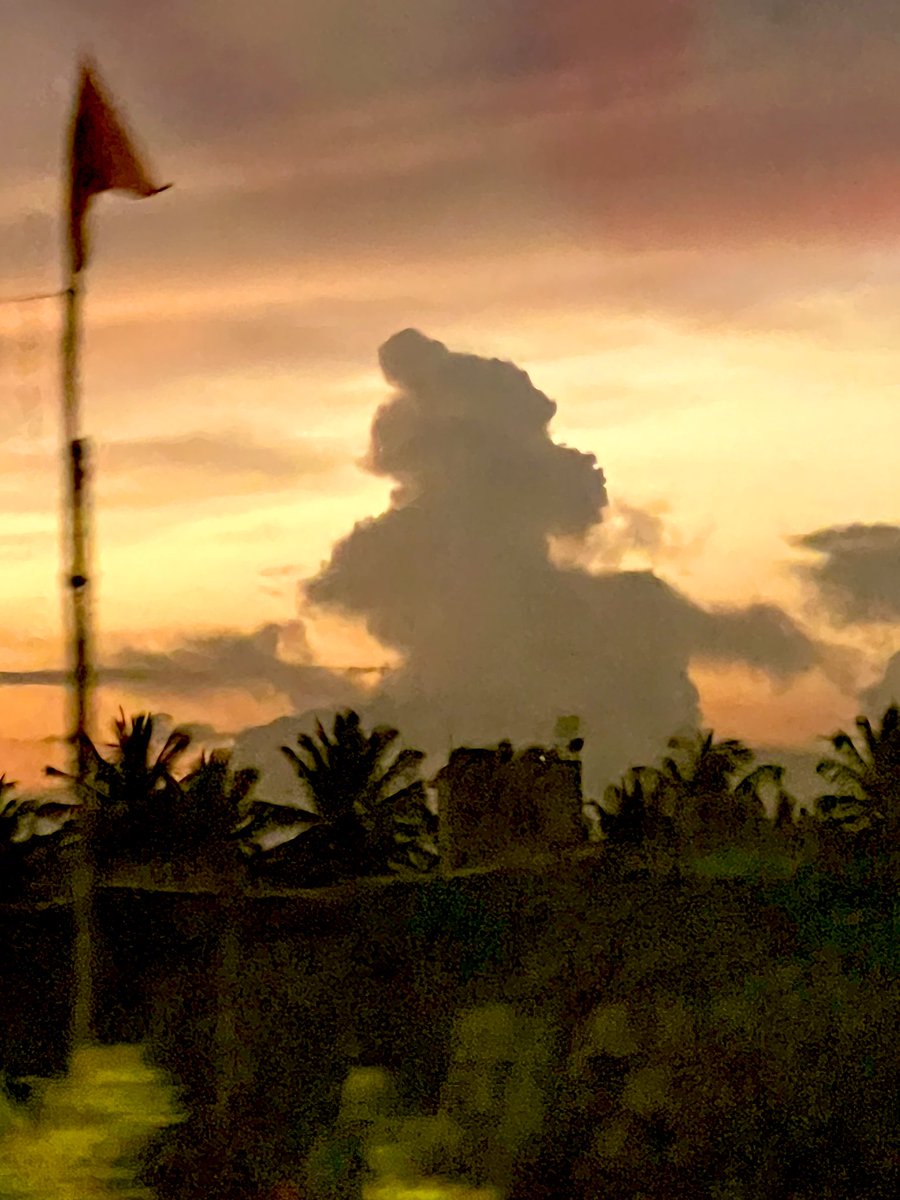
top-left (433, 734), bottom-right (586, 870)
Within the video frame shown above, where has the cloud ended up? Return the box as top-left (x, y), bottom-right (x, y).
top-left (10, 0), bottom-right (895, 310)
top-left (105, 623), bottom-right (359, 710)
top-left (304, 329), bottom-right (820, 787)
top-left (0, 623), bottom-right (363, 714)
top-left (690, 602), bottom-right (820, 681)
top-left (0, 431), bottom-right (345, 514)
top-left (551, 499), bottom-right (710, 572)
top-left (791, 523), bottom-right (900, 626)
top-left (860, 651), bottom-right (900, 716)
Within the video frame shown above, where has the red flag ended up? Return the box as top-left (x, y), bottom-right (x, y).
top-left (67, 59), bottom-right (169, 273)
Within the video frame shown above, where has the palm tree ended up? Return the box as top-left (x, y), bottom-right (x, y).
top-left (246, 709), bottom-right (438, 885)
top-left (0, 775), bottom-right (77, 898)
top-left (0, 775), bottom-right (24, 895)
top-left (601, 767), bottom-right (673, 852)
top-left (48, 711), bottom-right (191, 870)
top-left (177, 749), bottom-right (258, 879)
top-left (658, 729), bottom-right (761, 850)
top-left (816, 703), bottom-right (900, 840)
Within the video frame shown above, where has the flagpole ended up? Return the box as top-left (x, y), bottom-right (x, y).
top-left (61, 265), bottom-right (97, 1056)
top-left (58, 55), bottom-right (169, 1062)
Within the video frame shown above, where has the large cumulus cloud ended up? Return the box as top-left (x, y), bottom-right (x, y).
top-left (304, 329), bottom-right (819, 787)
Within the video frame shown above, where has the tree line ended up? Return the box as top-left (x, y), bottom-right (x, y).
top-left (1, 701), bottom-right (898, 898)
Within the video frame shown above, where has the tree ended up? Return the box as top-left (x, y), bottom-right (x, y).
top-left (816, 703), bottom-right (900, 840)
top-left (601, 767), bottom-right (673, 854)
top-left (49, 711), bottom-right (192, 869)
top-left (0, 775), bottom-right (76, 898)
top-left (176, 749), bottom-right (259, 879)
top-left (247, 710), bottom-right (438, 885)
top-left (657, 730), bottom-right (761, 851)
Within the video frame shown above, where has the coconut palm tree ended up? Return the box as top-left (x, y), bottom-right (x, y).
top-left (601, 766), bottom-right (673, 851)
top-left (246, 709), bottom-right (438, 884)
top-left (816, 703), bottom-right (900, 840)
top-left (47, 711), bottom-right (191, 870)
top-left (177, 749), bottom-right (258, 879)
top-left (658, 729), bottom-right (761, 850)
top-left (0, 775), bottom-right (77, 898)
top-left (0, 775), bottom-right (25, 895)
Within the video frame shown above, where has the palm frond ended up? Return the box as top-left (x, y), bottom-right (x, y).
top-left (828, 730), bottom-right (866, 768)
top-left (854, 716), bottom-right (878, 760)
top-left (735, 763), bottom-right (784, 795)
top-left (816, 758), bottom-right (865, 795)
top-left (294, 732), bottom-right (330, 778)
top-left (880, 702), bottom-right (900, 740)
top-left (371, 747), bottom-right (426, 800)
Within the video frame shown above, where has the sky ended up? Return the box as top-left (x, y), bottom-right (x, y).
top-left (1, 0), bottom-right (900, 799)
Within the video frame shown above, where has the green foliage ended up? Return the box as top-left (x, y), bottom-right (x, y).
top-left (409, 881), bottom-right (508, 981)
top-left (511, 874), bottom-right (898, 1199)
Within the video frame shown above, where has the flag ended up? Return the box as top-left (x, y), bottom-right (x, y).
top-left (67, 59), bottom-right (169, 273)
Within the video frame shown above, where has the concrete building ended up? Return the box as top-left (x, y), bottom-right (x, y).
top-left (433, 734), bottom-right (586, 871)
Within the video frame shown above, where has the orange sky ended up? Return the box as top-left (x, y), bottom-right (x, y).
top-left (2, 1), bottom-right (900, 792)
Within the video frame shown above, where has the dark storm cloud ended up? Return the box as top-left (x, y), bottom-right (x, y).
top-left (304, 329), bottom-right (820, 787)
top-left (792, 523), bottom-right (900, 626)
top-left (106, 624), bottom-right (350, 710)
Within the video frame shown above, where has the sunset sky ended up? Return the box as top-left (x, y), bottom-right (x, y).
top-left (1, 0), bottom-right (900, 797)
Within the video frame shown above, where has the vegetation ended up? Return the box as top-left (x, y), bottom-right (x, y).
top-left (0, 701), bottom-right (895, 1199)
top-left (244, 709), bottom-right (438, 885)
top-left (598, 731), bottom-right (798, 872)
top-left (0, 701), bottom-right (892, 895)
top-left (175, 749), bottom-right (258, 879)
top-left (0, 1044), bottom-right (180, 1199)
top-left (0, 775), bottom-right (75, 898)
top-left (816, 701), bottom-right (900, 836)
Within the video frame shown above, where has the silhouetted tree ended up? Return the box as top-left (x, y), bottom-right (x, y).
top-left (49, 711), bottom-right (191, 870)
top-left (0, 775), bottom-right (75, 898)
top-left (176, 749), bottom-right (259, 880)
top-left (601, 767), bottom-right (673, 853)
top-left (247, 710), bottom-right (437, 885)
top-left (816, 703), bottom-right (900, 839)
top-left (658, 729), bottom-right (761, 851)
top-left (0, 775), bottom-right (25, 896)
